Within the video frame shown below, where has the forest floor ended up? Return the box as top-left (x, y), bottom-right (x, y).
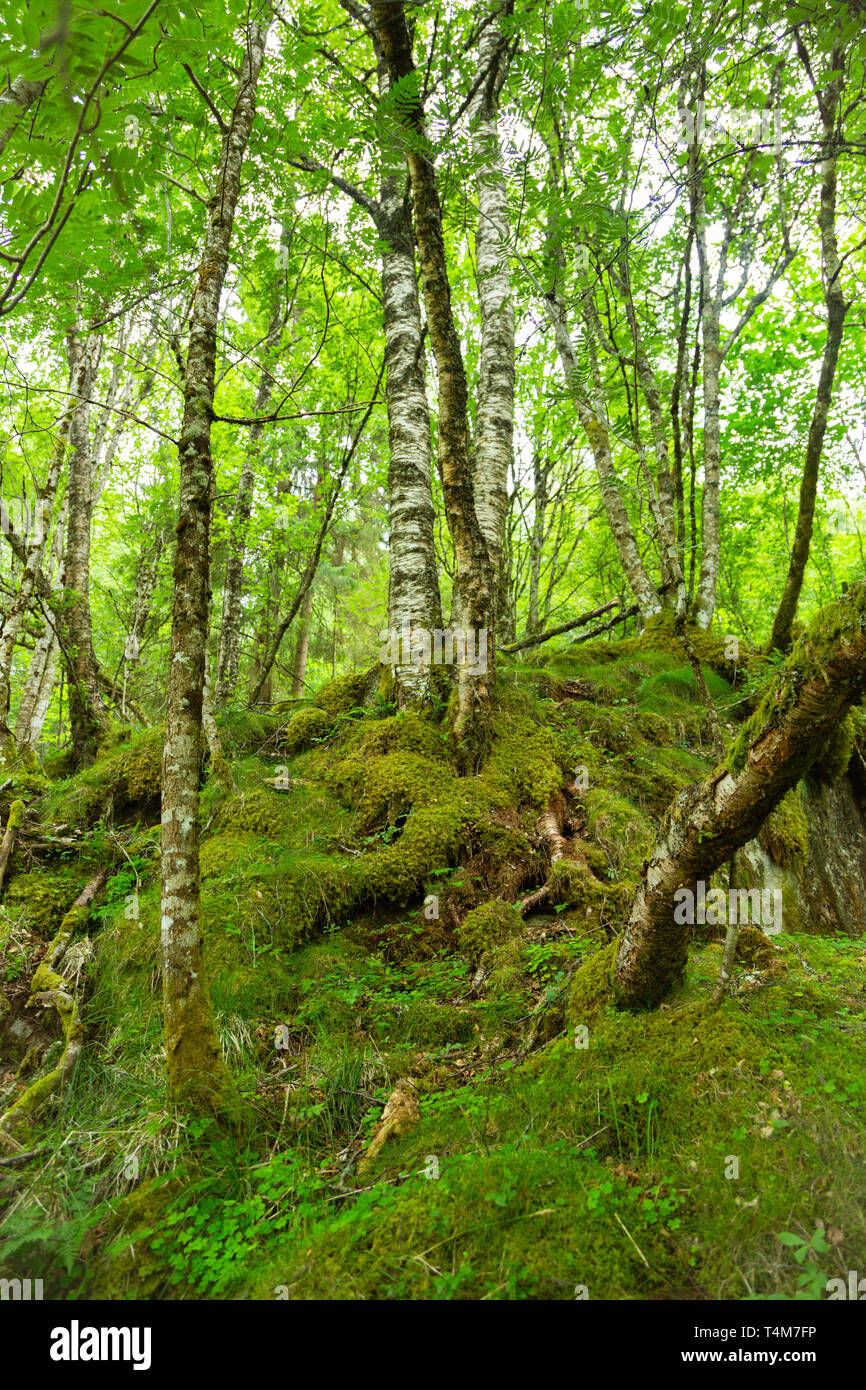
top-left (1, 620), bottom-right (865, 1300)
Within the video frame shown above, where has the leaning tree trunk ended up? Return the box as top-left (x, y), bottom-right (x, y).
top-left (160, 4), bottom-right (271, 1111)
top-left (64, 329), bottom-right (107, 768)
top-left (615, 579), bottom-right (866, 1008)
top-left (767, 50), bottom-right (847, 655)
top-left (374, 0), bottom-right (495, 768)
top-left (290, 587), bottom-right (314, 695)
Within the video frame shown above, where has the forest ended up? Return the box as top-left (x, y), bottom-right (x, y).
top-left (0, 0), bottom-right (865, 1312)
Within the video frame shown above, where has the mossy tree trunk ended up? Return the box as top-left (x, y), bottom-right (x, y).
top-left (374, 0), bottom-right (495, 767)
top-left (767, 41), bottom-right (848, 655)
top-left (160, 4), bottom-right (271, 1111)
top-left (64, 328), bottom-right (108, 769)
top-left (615, 579), bottom-right (866, 1009)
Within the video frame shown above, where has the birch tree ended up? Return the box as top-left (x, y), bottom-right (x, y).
top-left (160, 3), bottom-right (271, 1109)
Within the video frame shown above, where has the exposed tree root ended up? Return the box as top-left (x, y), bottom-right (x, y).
top-left (518, 787), bottom-right (591, 915)
top-left (0, 876), bottom-right (99, 1135)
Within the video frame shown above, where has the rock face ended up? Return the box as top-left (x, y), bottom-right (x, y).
top-left (742, 771), bottom-right (866, 934)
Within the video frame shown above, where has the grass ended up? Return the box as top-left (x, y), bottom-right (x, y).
top-left (1, 641), bottom-right (864, 1301)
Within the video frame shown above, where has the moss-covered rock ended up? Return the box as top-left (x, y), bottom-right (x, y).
top-left (566, 940), bottom-right (618, 1027)
top-left (458, 899), bottom-right (524, 965)
top-left (4, 865), bottom-right (90, 937)
top-left (759, 787), bottom-right (809, 870)
top-left (814, 712), bottom-right (857, 783)
top-left (314, 670), bottom-right (375, 716)
top-left (43, 726), bottom-right (164, 828)
top-left (585, 788), bottom-right (654, 877)
top-left (280, 705), bottom-right (334, 754)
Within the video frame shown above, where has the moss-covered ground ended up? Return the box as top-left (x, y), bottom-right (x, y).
top-left (0, 627), bottom-right (864, 1300)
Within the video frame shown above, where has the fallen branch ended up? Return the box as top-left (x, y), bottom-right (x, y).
top-left (571, 605), bottom-right (639, 645)
top-left (0, 799), bottom-right (24, 895)
top-left (500, 600), bottom-right (620, 653)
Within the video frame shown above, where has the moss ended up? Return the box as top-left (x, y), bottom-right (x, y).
top-left (87, 1178), bottom-right (184, 1299)
top-left (375, 998), bottom-right (483, 1047)
top-left (481, 712), bottom-right (564, 805)
top-left (457, 900), bottom-right (525, 965)
top-left (566, 701), bottom-right (634, 754)
top-left (584, 788), bottom-right (654, 878)
top-left (734, 925), bottom-right (778, 970)
top-left (281, 705), bottom-right (335, 754)
top-left (44, 726), bottom-right (164, 828)
top-left (487, 935), bottom-right (528, 996)
top-left (628, 610), bottom-right (740, 682)
top-left (635, 710), bottom-right (672, 744)
top-left (314, 671), bottom-right (373, 716)
top-left (814, 712), bottom-right (857, 783)
top-left (41, 748), bottom-right (76, 780)
top-left (351, 711), bottom-right (447, 763)
top-left (759, 786), bottom-right (809, 870)
top-left (636, 665), bottom-right (733, 712)
top-left (0, 774), bottom-right (47, 819)
top-left (544, 857), bottom-right (632, 932)
top-left (214, 787), bottom-right (296, 838)
top-left (5, 865), bottom-right (90, 937)
top-left (565, 940), bottom-right (618, 1027)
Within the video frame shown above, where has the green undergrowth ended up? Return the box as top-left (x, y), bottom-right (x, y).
top-left (1, 648), bottom-right (864, 1301)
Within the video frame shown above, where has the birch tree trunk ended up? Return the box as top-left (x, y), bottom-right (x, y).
top-left (614, 580), bottom-right (866, 1008)
top-left (374, 0), bottom-right (495, 767)
top-left (63, 329), bottom-right (106, 768)
top-left (15, 495), bottom-right (68, 752)
top-left (160, 5), bottom-right (271, 1110)
top-left (369, 32), bottom-right (441, 705)
top-left (0, 356), bottom-right (76, 758)
top-left (469, 17), bottom-right (515, 644)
